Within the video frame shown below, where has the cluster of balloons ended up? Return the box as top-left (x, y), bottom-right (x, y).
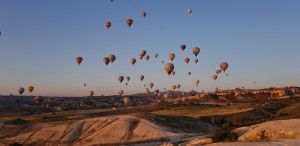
top-left (17, 86), bottom-right (34, 95)
top-left (212, 62), bottom-right (229, 81)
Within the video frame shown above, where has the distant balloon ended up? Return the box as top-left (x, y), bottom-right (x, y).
top-left (164, 93), bottom-right (169, 100)
top-left (108, 55), bottom-right (116, 63)
top-left (213, 75), bottom-right (218, 80)
top-left (146, 88), bottom-right (150, 94)
top-left (220, 62), bottom-right (228, 72)
top-left (141, 50), bottom-right (146, 56)
top-left (187, 9), bottom-right (192, 14)
top-left (226, 74), bottom-right (228, 76)
top-left (139, 54), bottom-right (143, 60)
top-left (164, 63), bottom-right (174, 75)
top-left (169, 53), bottom-right (175, 61)
top-left (18, 87), bottom-right (25, 95)
top-left (144, 84), bottom-right (146, 87)
top-left (142, 12), bottom-right (146, 18)
top-left (154, 54), bottom-right (158, 58)
top-left (84, 83), bottom-right (86, 87)
top-left (216, 69), bottom-right (222, 74)
top-left (192, 47), bottom-right (200, 57)
top-left (172, 71), bottom-right (175, 76)
top-left (118, 76), bottom-right (124, 83)
top-left (28, 86), bottom-right (34, 93)
top-left (145, 55), bottom-right (150, 61)
top-left (124, 97), bottom-right (130, 106)
top-left (201, 90), bottom-right (204, 94)
top-left (195, 80), bottom-right (200, 87)
top-left (126, 83), bottom-right (128, 86)
top-left (177, 84), bottom-right (181, 89)
top-left (185, 58), bottom-right (190, 64)
top-left (103, 57), bottom-right (110, 65)
top-left (162, 61), bottom-right (164, 63)
top-left (181, 91), bottom-right (185, 96)
top-left (126, 77), bottom-right (130, 82)
top-left (188, 72), bottom-right (191, 76)
top-left (130, 58), bottom-right (136, 65)
top-left (139, 75), bottom-right (144, 81)
top-left (88, 91), bottom-right (94, 96)
top-left (126, 19), bottom-right (133, 27)
top-left (253, 81), bottom-right (256, 84)
top-left (194, 59), bottom-right (198, 64)
top-left (157, 93), bottom-right (161, 97)
top-left (119, 90), bottom-right (124, 96)
top-left (172, 85), bottom-right (176, 90)
top-left (105, 22), bottom-right (111, 29)
top-left (180, 44), bottom-right (186, 51)
top-left (149, 83), bottom-right (154, 89)
top-left (76, 57), bottom-right (83, 65)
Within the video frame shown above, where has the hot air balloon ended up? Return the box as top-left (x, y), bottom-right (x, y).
top-left (76, 57), bottom-right (83, 65)
top-left (180, 44), bottom-right (186, 51)
top-left (164, 93), bottom-right (169, 100)
top-left (126, 83), bottom-right (128, 86)
top-left (108, 54), bottom-right (116, 63)
top-left (192, 47), bottom-right (200, 57)
top-left (164, 63), bottom-right (174, 75)
top-left (201, 90), bottom-right (204, 94)
top-left (124, 97), bottom-right (130, 106)
top-left (195, 80), bottom-right (199, 87)
top-left (141, 50), bottom-right (146, 56)
top-left (181, 91), bottom-right (185, 96)
top-left (172, 85), bottom-right (176, 90)
top-left (145, 55), bottom-right (150, 61)
top-left (142, 12), bottom-right (146, 18)
top-left (119, 90), bottom-right (124, 96)
top-left (84, 83), bottom-right (86, 87)
top-left (139, 54), bottom-right (143, 60)
top-left (139, 75), bottom-right (144, 81)
top-left (177, 84), bottom-right (181, 89)
top-left (146, 88), bottom-right (150, 94)
top-left (154, 89), bottom-right (159, 95)
top-left (194, 59), bottom-right (198, 64)
top-left (105, 22), bottom-right (111, 29)
top-left (18, 87), bottom-right (25, 95)
top-left (118, 76), bottom-right (124, 83)
top-left (104, 57), bottom-right (110, 65)
top-left (35, 96), bottom-right (42, 104)
top-left (172, 71), bottom-right (175, 76)
top-left (220, 62), bottom-right (228, 72)
top-left (89, 91), bottom-right (94, 96)
top-left (187, 9), bottom-right (192, 14)
top-left (188, 72), bottom-right (191, 75)
top-left (216, 69), bottom-right (222, 74)
top-left (144, 84), bottom-right (146, 87)
top-left (213, 75), bottom-right (218, 80)
top-left (164, 88), bottom-right (166, 90)
top-left (131, 58), bottom-right (136, 65)
top-left (149, 83), bottom-right (154, 89)
top-left (169, 53), bottom-right (175, 61)
top-left (154, 54), bottom-right (158, 58)
top-left (162, 61), bottom-right (164, 63)
top-left (253, 81), bottom-right (256, 84)
top-left (185, 58), bottom-right (190, 64)
top-left (170, 93), bottom-right (174, 98)
top-left (126, 77), bottom-right (130, 82)
top-left (157, 93), bottom-right (161, 97)
top-left (28, 86), bottom-right (34, 93)
top-left (126, 19), bottom-right (133, 27)
top-left (226, 74), bottom-right (228, 76)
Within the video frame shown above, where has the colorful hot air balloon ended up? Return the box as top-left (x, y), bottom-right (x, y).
top-left (131, 58), bottom-right (136, 65)
top-left (139, 75), bottom-right (144, 81)
top-left (18, 87), bottom-right (25, 95)
top-left (195, 80), bottom-right (200, 87)
top-left (187, 9), bottom-right (192, 14)
top-left (172, 85), bottom-right (176, 90)
top-left (192, 47), bottom-right (200, 57)
top-left (188, 72), bottom-right (191, 75)
top-left (194, 59), bottom-right (198, 64)
top-left (142, 12), bottom-right (146, 18)
top-left (108, 54), bottom-right (116, 63)
top-left (118, 76), bottom-right (124, 83)
top-left (164, 63), bottom-right (174, 75)
top-left (28, 86), bottom-right (34, 93)
top-left (126, 77), bottom-right (130, 82)
top-left (169, 53), bottom-right (175, 61)
top-left (185, 58), bottom-right (190, 64)
top-left (213, 75), bottom-right (218, 80)
top-left (119, 90), bottom-right (124, 96)
top-left (172, 71), bottom-right (175, 76)
top-left (141, 50), bottom-right (146, 56)
top-left (104, 57), bottom-right (110, 65)
top-left (88, 91), bottom-right (94, 96)
top-left (180, 44), bottom-right (186, 51)
top-left (177, 84), bottom-right (181, 89)
top-left (126, 19), bottom-right (133, 27)
top-left (145, 55), bottom-right (149, 61)
top-left (76, 57), bottom-right (83, 65)
top-left (149, 83), bottom-right (154, 89)
top-left (124, 97), bottom-right (130, 106)
top-left (105, 22), bottom-right (111, 29)
top-left (154, 54), bottom-right (158, 58)
top-left (220, 62), bottom-right (228, 72)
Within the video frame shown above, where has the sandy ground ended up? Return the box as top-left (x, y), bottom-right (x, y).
top-left (206, 139), bottom-right (300, 146)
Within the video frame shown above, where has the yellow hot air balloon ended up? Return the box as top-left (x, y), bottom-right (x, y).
top-left (118, 76), bottom-right (124, 83)
top-left (105, 22), bottom-right (111, 29)
top-left (195, 80), bottom-right (199, 87)
top-left (108, 54), bottom-right (116, 63)
top-left (172, 85), bottom-right (176, 90)
top-left (142, 12), bottom-right (146, 18)
top-left (88, 91), bottom-right (94, 96)
top-left (177, 84), bottom-right (181, 89)
top-left (76, 57), bottom-right (83, 65)
top-left (145, 55), bottom-right (150, 61)
top-left (213, 75), bottom-right (218, 80)
top-left (103, 57), bottom-right (110, 65)
top-left (164, 63), bottom-right (174, 75)
top-left (188, 72), bottom-right (191, 75)
top-left (130, 58), bottom-right (136, 65)
top-left (154, 54), bottom-right (158, 58)
top-left (192, 47), bottom-right (200, 57)
top-left (149, 83), bottom-right (154, 89)
top-left (169, 53), bottom-right (175, 61)
top-left (187, 9), bottom-right (192, 14)
top-left (220, 62), bottom-right (228, 72)
top-left (124, 97), bottom-right (130, 106)
top-left (139, 75), bottom-right (144, 81)
top-left (28, 86), bottom-right (34, 93)
top-left (180, 44), bottom-right (186, 51)
top-left (18, 87), bottom-right (25, 95)
top-left (126, 19), bottom-right (133, 27)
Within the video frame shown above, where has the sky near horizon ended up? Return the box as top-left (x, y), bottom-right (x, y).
top-left (0, 0), bottom-right (300, 97)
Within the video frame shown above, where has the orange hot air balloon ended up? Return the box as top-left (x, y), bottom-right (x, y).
top-left (195, 80), bottom-right (199, 87)
top-left (188, 72), bottom-right (191, 75)
top-left (172, 85), bottom-right (176, 90)
top-left (126, 19), bottom-right (133, 27)
top-left (88, 91), bottom-right (94, 96)
top-left (141, 50), bottom-right (146, 56)
top-left (28, 86), bottom-right (34, 93)
top-left (180, 44), bottom-right (186, 51)
top-left (105, 22), bottom-right (111, 29)
top-left (130, 58), bottom-right (136, 65)
top-left (169, 53), bottom-right (175, 61)
top-left (194, 59), bottom-right (198, 64)
top-left (185, 58), bottom-right (190, 64)
top-left (213, 75), bottom-right (218, 80)
top-left (172, 71), bottom-right (175, 76)
top-left (142, 12), bottom-right (146, 18)
top-left (76, 57), bottom-right (83, 65)
top-left (145, 55), bottom-right (149, 61)
top-left (103, 57), bottom-right (110, 65)
top-left (139, 54), bottom-right (143, 60)
top-left (187, 9), bottom-right (192, 14)
top-left (124, 97), bottom-right (130, 106)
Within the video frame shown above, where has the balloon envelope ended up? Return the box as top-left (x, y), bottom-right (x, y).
top-left (169, 53), bottom-right (175, 61)
top-left (76, 57), bottom-right (83, 65)
top-left (126, 19), bottom-right (133, 27)
top-left (118, 76), bottom-right (124, 83)
top-left (192, 47), bottom-right (200, 57)
top-left (164, 63), bottom-right (174, 75)
top-left (105, 22), bottom-right (111, 29)
top-left (18, 87), bottom-right (25, 94)
top-left (220, 62), bottom-right (228, 72)
top-left (108, 55), bottom-right (116, 63)
top-left (28, 86), bottom-right (34, 93)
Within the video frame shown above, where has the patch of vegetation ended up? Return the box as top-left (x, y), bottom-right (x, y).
top-left (210, 123), bottom-right (237, 142)
top-left (4, 118), bottom-right (29, 125)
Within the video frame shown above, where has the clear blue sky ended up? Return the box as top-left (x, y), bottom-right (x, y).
top-left (0, 0), bottom-right (299, 96)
